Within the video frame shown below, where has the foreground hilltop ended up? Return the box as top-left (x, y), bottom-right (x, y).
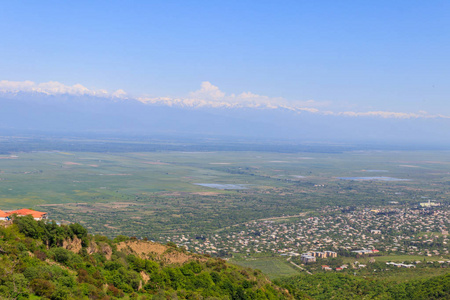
top-left (0, 216), bottom-right (293, 300)
top-left (2, 216), bottom-right (449, 299)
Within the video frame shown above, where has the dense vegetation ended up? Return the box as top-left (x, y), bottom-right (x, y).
top-left (0, 216), bottom-right (291, 299)
top-left (275, 272), bottom-right (450, 300)
top-left (2, 217), bottom-right (448, 299)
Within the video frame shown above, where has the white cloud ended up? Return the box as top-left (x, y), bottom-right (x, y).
top-left (0, 80), bottom-right (127, 98)
top-left (189, 81), bottom-right (225, 100)
top-left (1, 79), bottom-right (448, 119)
top-left (139, 81), bottom-right (322, 112)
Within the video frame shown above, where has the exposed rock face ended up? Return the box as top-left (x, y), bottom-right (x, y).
top-left (63, 238), bottom-right (192, 263)
top-left (63, 237), bottom-right (112, 260)
top-left (138, 271), bottom-right (150, 291)
top-left (116, 240), bottom-right (202, 264)
top-left (87, 240), bottom-right (97, 254)
top-left (62, 236), bottom-right (82, 253)
top-left (117, 240), bottom-right (166, 256)
top-left (140, 271), bottom-right (150, 283)
top-left (100, 242), bottom-right (112, 260)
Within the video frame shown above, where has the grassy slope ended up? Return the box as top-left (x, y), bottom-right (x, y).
top-left (230, 257), bottom-right (300, 279)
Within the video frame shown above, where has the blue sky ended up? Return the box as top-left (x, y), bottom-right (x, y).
top-left (1, 1), bottom-right (449, 116)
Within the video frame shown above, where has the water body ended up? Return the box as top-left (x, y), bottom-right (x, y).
top-left (194, 183), bottom-right (249, 190)
top-left (363, 170), bottom-right (389, 172)
top-left (338, 177), bottom-right (410, 182)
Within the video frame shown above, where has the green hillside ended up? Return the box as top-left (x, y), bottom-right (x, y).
top-left (0, 216), bottom-right (292, 300)
top-left (1, 216), bottom-right (448, 299)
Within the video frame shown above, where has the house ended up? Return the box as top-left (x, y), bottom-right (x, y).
top-left (0, 210), bottom-right (8, 221)
top-left (325, 251), bottom-right (337, 258)
top-left (316, 252), bottom-right (326, 258)
top-left (352, 249), bottom-right (378, 255)
top-left (7, 209), bottom-right (48, 220)
top-left (301, 254), bottom-right (316, 264)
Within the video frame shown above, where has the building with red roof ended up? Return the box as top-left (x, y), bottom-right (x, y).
top-left (6, 209), bottom-right (48, 220)
top-left (0, 210), bottom-right (9, 221)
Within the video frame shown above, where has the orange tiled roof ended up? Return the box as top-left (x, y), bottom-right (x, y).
top-left (0, 210), bottom-right (8, 218)
top-left (7, 208), bottom-right (47, 218)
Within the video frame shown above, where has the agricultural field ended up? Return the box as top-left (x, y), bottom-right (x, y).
top-left (0, 150), bottom-right (449, 242)
top-left (230, 257), bottom-right (300, 279)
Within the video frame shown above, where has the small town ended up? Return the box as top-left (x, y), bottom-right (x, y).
top-left (167, 205), bottom-right (450, 258)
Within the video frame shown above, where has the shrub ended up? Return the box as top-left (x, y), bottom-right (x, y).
top-left (107, 284), bottom-right (124, 298)
top-left (30, 279), bottom-right (55, 298)
top-left (51, 287), bottom-right (69, 300)
top-left (52, 248), bottom-right (71, 265)
top-left (113, 235), bottom-right (130, 243)
top-left (34, 250), bottom-right (47, 261)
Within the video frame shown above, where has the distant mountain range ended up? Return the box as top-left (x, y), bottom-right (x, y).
top-left (1, 91), bottom-right (449, 146)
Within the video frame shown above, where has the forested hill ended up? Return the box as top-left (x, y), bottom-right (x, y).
top-left (0, 216), bottom-right (293, 300)
top-left (1, 216), bottom-right (449, 299)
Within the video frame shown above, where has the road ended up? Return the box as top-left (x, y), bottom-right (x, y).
top-left (287, 256), bottom-right (312, 275)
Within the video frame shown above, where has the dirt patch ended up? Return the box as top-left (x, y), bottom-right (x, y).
top-left (158, 192), bottom-right (185, 196)
top-left (191, 192), bottom-right (220, 196)
top-left (143, 161), bottom-right (169, 165)
top-left (104, 224), bottom-right (118, 230)
top-left (163, 250), bottom-right (197, 264)
top-left (117, 240), bottom-right (202, 264)
top-left (95, 202), bottom-right (135, 209)
top-left (117, 240), bottom-right (167, 256)
top-left (63, 162), bottom-right (82, 165)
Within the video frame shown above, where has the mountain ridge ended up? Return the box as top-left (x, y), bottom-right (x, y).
top-left (1, 91), bottom-right (450, 145)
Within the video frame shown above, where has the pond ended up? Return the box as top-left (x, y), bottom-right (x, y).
top-left (194, 183), bottom-right (249, 189)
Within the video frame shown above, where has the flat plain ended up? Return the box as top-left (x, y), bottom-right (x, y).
top-left (0, 150), bottom-right (449, 241)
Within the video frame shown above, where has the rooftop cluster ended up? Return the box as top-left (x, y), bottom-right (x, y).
top-left (167, 206), bottom-right (449, 257)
